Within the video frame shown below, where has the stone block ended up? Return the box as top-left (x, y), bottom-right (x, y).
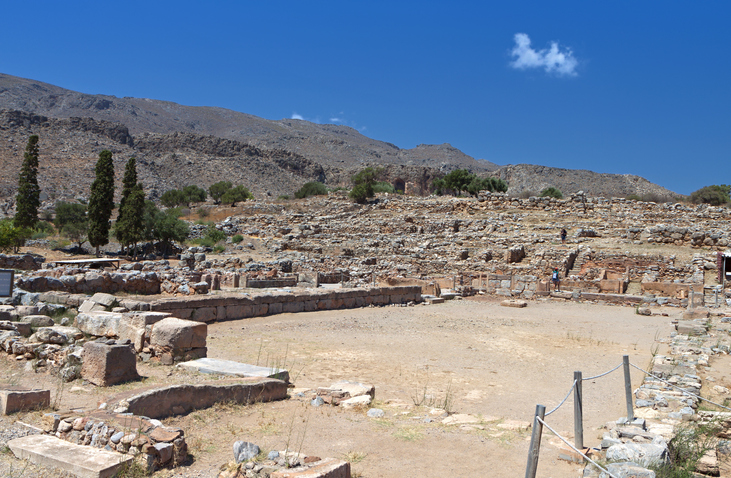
top-left (268, 302), bottom-right (283, 315)
top-left (0, 388), bottom-right (51, 414)
top-left (81, 341), bottom-right (139, 386)
top-left (78, 300), bottom-right (107, 314)
top-left (75, 311), bottom-right (124, 337)
top-left (20, 315), bottom-right (54, 327)
top-left (177, 358), bottom-right (289, 382)
top-left (190, 307), bottom-right (217, 322)
top-left (90, 292), bottom-right (117, 307)
top-left (270, 457), bottom-right (351, 478)
top-left (16, 305), bottom-right (39, 317)
top-left (150, 317), bottom-right (207, 352)
top-left (0, 305), bottom-right (18, 321)
top-left (676, 321), bottom-right (708, 336)
top-left (683, 307), bottom-right (710, 319)
top-left (8, 434), bottom-right (132, 478)
top-left (501, 300), bottom-right (527, 308)
top-left (225, 305), bottom-right (253, 320)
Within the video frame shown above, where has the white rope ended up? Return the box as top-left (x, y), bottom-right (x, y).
top-left (536, 417), bottom-right (620, 478)
top-left (630, 362), bottom-right (731, 412)
top-left (583, 362), bottom-right (623, 381)
top-left (545, 380), bottom-right (576, 417)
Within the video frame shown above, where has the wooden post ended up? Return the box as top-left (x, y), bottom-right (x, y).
top-left (574, 371), bottom-right (583, 449)
top-left (623, 355), bottom-right (634, 422)
top-left (524, 404), bottom-right (546, 478)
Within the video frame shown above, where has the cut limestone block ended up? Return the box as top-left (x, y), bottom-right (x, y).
top-left (500, 299), bottom-right (528, 308)
top-left (75, 311), bottom-right (125, 337)
top-left (20, 315), bottom-right (54, 327)
top-left (81, 342), bottom-right (139, 386)
top-left (8, 434), bottom-right (133, 478)
top-left (90, 292), bottom-right (117, 307)
top-left (150, 317), bottom-right (206, 350)
top-left (0, 387), bottom-right (50, 414)
top-left (270, 457), bottom-right (351, 478)
top-left (676, 320), bottom-right (708, 336)
top-left (682, 307), bottom-right (710, 319)
top-left (176, 358), bottom-right (288, 382)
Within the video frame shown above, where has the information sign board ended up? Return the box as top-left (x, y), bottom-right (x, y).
top-left (0, 269), bottom-right (14, 297)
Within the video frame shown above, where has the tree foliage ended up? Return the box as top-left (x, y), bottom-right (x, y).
top-left (349, 167), bottom-right (382, 203)
top-left (0, 219), bottom-right (30, 253)
top-left (87, 150), bottom-right (115, 254)
top-left (433, 170), bottom-right (508, 196)
top-left (209, 181), bottom-right (233, 204)
top-left (221, 185), bottom-right (253, 206)
top-left (160, 189), bottom-right (187, 208)
top-left (54, 201), bottom-right (87, 229)
top-left (142, 202), bottom-right (189, 256)
top-left (14, 135), bottom-right (41, 230)
top-left (182, 185), bottom-right (207, 203)
top-left (373, 182), bottom-right (395, 194)
top-left (55, 201), bottom-right (88, 248)
top-left (295, 181), bottom-right (328, 199)
top-left (540, 187), bottom-right (564, 199)
top-left (689, 185), bottom-right (731, 206)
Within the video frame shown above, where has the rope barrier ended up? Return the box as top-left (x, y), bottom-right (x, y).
top-left (583, 362), bottom-right (623, 381)
top-left (630, 362), bottom-right (731, 413)
top-left (545, 380), bottom-right (576, 417)
top-left (536, 417), bottom-right (620, 478)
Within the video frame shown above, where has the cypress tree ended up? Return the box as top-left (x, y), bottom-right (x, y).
top-left (14, 135), bottom-right (41, 229)
top-left (87, 150), bottom-right (115, 255)
top-left (115, 157), bottom-right (141, 253)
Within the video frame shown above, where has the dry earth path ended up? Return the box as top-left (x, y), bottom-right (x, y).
top-left (1, 297), bottom-right (676, 477)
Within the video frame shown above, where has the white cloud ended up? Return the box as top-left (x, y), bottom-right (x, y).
top-left (510, 33), bottom-right (578, 77)
top-left (291, 113), bottom-right (304, 120)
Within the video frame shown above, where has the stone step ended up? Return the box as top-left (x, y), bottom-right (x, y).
top-left (176, 358), bottom-right (289, 382)
top-left (7, 434), bottom-right (133, 478)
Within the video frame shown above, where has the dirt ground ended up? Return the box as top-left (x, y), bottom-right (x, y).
top-left (1, 296), bottom-right (678, 478)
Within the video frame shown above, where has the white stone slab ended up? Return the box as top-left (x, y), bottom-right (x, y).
top-left (177, 357), bottom-right (289, 382)
top-left (8, 434), bottom-right (133, 478)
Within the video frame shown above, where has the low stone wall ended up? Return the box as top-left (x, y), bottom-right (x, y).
top-left (0, 254), bottom-right (43, 271)
top-left (112, 378), bottom-right (288, 419)
top-left (42, 410), bottom-right (186, 470)
top-left (147, 286), bottom-right (422, 323)
top-left (244, 277), bottom-right (297, 288)
top-left (16, 270), bottom-right (161, 295)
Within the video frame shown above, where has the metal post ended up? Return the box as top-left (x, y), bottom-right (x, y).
top-left (573, 371), bottom-right (583, 449)
top-left (524, 404), bottom-right (546, 478)
top-left (623, 355), bottom-right (634, 422)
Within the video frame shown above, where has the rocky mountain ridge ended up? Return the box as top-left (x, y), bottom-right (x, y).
top-left (0, 72), bottom-right (679, 201)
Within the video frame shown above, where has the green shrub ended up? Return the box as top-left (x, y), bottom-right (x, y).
top-left (160, 189), bottom-right (187, 208)
top-left (278, 195), bottom-right (291, 200)
top-left (373, 182), bottom-right (395, 194)
top-left (205, 226), bottom-right (226, 243)
top-left (295, 181), bottom-right (328, 199)
top-left (221, 185), bottom-right (253, 206)
top-left (349, 167), bottom-right (381, 203)
top-left (197, 208), bottom-right (210, 219)
top-left (232, 234), bottom-right (244, 244)
top-left (213, 245), bottom-right (225, 253)
top-left (689, 185), bottom-right (730, 205)
top-left (182, 185), bottom-right (207, 203)
top-left (540, 187), bottom-right (563, 199)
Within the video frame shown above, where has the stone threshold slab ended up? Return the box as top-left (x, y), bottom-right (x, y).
top-left (177, 357), bottom-right (289, 382)
top-left (7, 434), bottom-right (133, 478)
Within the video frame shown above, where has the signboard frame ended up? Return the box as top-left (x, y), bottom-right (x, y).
top-left (0, 269), bottom-right (14, 297)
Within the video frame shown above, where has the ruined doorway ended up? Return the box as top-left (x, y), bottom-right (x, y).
top-left (393, 178), bottom-right (405, 194)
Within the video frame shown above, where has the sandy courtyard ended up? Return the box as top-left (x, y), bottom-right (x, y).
top-left (1, 296), bottom-right (677, 477)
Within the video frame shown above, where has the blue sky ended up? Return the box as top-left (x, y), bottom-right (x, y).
top-left (1, 1), bottom-right (729, 195)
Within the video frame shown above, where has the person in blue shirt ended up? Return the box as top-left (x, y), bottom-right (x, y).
top-left (551, 268), bottom-right (561, 292)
